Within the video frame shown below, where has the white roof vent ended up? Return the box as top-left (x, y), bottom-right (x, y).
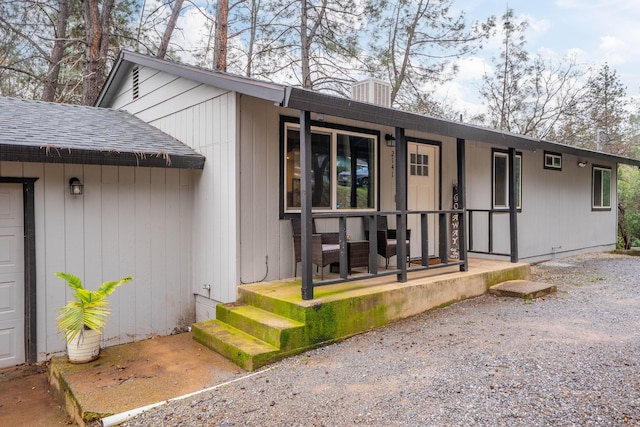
top-left (351, 78), bottom-right (391, 108)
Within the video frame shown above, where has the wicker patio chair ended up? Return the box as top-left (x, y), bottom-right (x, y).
top-left (291, 217), bottom-right (340, 279)
top-left (364, 216), bottom-right (411, 269)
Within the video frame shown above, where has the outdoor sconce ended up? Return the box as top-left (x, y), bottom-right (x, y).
top-left (577, 161), bottom-right (588, 168)
top-left (69, 177), bottom-right (83, 195)
top-left (385, 133), bottom-right (396, 147)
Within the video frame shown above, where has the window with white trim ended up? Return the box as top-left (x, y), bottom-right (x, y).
top-left (544, 151), bottom-right (562, 170)
top-left (493, 150), bottom-right (522, 209)
top-left (284, 123), bottom-right (377, 211)
top-left (592, 166), bottom-right (611, 209)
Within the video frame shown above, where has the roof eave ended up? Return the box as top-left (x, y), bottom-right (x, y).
top-left (97, 50), bottom-right (287, 107)
top-left (0, 144), bottom-right (205, 169)
top-left (284, 87), bottom-right (640, 168)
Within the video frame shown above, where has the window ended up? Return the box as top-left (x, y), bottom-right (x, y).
top-left (284, 123), bottom-right (376, 212)
top-left (410, 153), bottom-right (429, 176)
top-left (592, 166), bottom-right (611, 209)
top-left (493, 150), bottom-right (522, 209)
top-left (544, 151), bottom-right (562, 170)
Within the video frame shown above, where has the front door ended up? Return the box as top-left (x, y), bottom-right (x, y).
top-left (0, 184), bottom-right (25, 368)
top-left (407, 142), bottom-right (438, 259)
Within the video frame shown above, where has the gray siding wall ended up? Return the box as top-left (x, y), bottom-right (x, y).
top-left (238, 96), bottom-right (283, 282)
top-left (107, 66), bottom-right (239, 308)
top-left (0, 161), bottom-right (193, 361)
top-left (465, 140), bottom-right (618, 261)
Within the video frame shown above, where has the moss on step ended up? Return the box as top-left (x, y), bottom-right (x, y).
top-left (192, 320), bottom-right (280, 371)
top-left (199, 261), bottom-right (530, 371)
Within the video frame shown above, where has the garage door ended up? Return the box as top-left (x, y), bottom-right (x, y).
top-left (0, 184), bottom-right (24, 368)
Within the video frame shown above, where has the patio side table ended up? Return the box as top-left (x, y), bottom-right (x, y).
top-left (347, 240), bottom-right (369, 273)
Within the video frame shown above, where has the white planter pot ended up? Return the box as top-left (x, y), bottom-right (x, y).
top-left (67, 329), bottom-right (101, 363)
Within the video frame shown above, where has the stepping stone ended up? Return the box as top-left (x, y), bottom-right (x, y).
top-left (490, 280), bottom-right (557, 299)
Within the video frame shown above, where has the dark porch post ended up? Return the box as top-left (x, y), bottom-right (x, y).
top-left (395, 127), bottom-right (408, 282)
top-left (300, 110), bottom-right (314, 299)
top-left (457, 138), bottom-right (468, 272)
top-left (508, 147), bottom-right (519, 262)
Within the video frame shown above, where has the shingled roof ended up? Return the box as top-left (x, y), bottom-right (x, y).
top-left (0, 96), bottom-right (205, 169)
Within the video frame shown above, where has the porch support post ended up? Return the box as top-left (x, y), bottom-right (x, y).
top-left (395, 127), bottom-right (408, 282)
top-left (508, 147), bottom-right (519, 262)
top-left (300, 110), bottom-right (314, 299)
top-left (457, 138), bottom-right (468, 272)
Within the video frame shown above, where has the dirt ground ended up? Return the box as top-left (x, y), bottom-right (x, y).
top-left (1, 332), bottom-right (241, 426)
top-left (0, 363), bottom-right (72, 426)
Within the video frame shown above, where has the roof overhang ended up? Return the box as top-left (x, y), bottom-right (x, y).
top-left (284, 87), bottom-right (640, 167)
top-left (0, 143), bottom-right (205, 169)
top-left (98, 50), bottom-right (640, 169)
top-left (0, 96), bottom-right (205, 169)
top-left (97, 50), bottom-right (286, 108)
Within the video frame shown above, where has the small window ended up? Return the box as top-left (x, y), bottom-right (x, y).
top-left (493, 150), bottom-right (521, 209)
top-left (592, 166), bottom-right (611, 210)
top-left (544, 151), bottom-right (562, 170)
top-left (410, 153), bottom-right (429, 176)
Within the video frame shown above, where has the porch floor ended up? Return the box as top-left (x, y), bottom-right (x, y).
top-left (242, 258), bottom-right (527, 304)
top-left (47, 258), bottom-right (530, 425)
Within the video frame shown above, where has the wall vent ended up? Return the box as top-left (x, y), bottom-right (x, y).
top-left (132, 66), bottom-right (140, 100)
top-left (351, 78), bottom-right (391, 108)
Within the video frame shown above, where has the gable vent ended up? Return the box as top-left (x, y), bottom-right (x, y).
top-left (132, 66), bottom-right (140, 100)
top-left (351, 78), bottom-right (391, 108)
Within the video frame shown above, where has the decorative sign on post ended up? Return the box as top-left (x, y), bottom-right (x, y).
top-left (450, 184), bottom-right (460, 260)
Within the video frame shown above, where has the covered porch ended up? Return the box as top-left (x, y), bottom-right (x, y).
top-left (193, 257), bottom-right (530, 371)
top-left (288, 100), bottom-right (521, 301)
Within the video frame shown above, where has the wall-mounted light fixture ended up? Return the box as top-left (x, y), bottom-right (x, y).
top-left (577, 161), bottom-right (588, 168)
top-left (69, 177), bottom-right (83, 195)
top-left (385, 133), bottom-right (396, 147)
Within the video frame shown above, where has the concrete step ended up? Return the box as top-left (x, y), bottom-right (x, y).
top-left (489, 280), bottom-right (557, 299)
top-left (237, 282), bottom-right (307, 323)
top-left (192, 319), bottom-right (279, 371)
top-left (216, 303), bottom-right (306, 351)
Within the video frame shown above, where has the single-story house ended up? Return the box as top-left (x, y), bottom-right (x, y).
top-left (1, 49), bottom-right (639, 368)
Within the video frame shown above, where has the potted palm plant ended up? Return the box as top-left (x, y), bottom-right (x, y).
top-left (56, 272), bottom-right (132, 363)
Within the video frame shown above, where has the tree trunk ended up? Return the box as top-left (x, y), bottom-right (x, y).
top-left (245, 0), bottom-right (259, 77)
top-left (300, 0), bottom-right (311, 88)
top-left (42, 0), bottom-right (73, 102)
top-left (214, 0), bottom-right (228, 71)
top-left (618, 202), bottom-right (631, 250)
top-left (157, 0), bottom-right (184, 59)
top-left (82, 0), bottom-right (115, 106)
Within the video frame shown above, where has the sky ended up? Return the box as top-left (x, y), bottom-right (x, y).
top-left (439, 0), bottom-right (640, 115)
top-left (173, 0), bottom-right (640, 116)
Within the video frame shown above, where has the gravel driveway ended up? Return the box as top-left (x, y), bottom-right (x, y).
top-left (124, 252), bottom-right (640, 426)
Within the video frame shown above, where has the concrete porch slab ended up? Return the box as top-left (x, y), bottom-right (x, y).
top-left (196, 258), bottom-right (532, 371)
top-left (489, 280), bottom-right (557, 299)
top-left (48, 333), bottom-right (243, 426)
